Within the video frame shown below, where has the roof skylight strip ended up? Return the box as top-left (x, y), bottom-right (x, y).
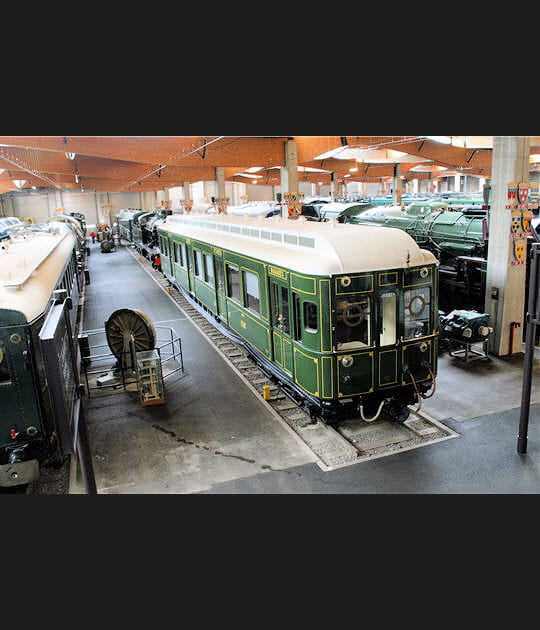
top-left (168, 216), bottom-right (318, 251)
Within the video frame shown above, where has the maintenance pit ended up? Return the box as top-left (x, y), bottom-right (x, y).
top-left (69, 240), bottom-right (540, 494)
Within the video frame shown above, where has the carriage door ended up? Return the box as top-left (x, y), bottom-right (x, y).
top-left (270, 279), bottom-right (294, 374)
top-left (378, 291), bottom-right (399, 387)
top-left (215, 255), bottom-right (227, 319)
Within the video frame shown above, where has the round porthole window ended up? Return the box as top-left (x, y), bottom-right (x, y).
top-left (408, 295), bottom-right (426, 318)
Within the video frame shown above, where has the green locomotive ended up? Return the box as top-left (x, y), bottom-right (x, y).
top-left (157, 214), bottom-right (439, 423)
top-left (341, 202), bottom-right (487, 295)
top-left (116, 208), bottom-right (145, 244)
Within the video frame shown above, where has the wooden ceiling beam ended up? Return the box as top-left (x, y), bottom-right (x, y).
top-left (0, 136), bottom-right (289, 167)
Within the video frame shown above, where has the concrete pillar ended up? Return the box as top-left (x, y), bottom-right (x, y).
top-left (454, 174), bottom-right (461, 192)
top-left (162, 188), bottom-right (170, 202)
top-left (412, 179), bottom-right (419, 194)
top-left (393, 163), bottom-right (402, 204)
top-left (330, 172), bottom-right (338, 200)
top-left (279, 140), bottom-right (299, 218)
top-left (479, 177), bottom-right (486, 193)
top-left (215, 167), bottom-right (226, 199)
top-left (183, 182), bottom-right (191, 201)
top-left (484, 136), bottom-right (531, 356)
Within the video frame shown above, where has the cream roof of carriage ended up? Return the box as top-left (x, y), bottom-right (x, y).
top-left (161, 214), bottom-right (437, 276)
top-left (0, 224), bottom-right (76, 322)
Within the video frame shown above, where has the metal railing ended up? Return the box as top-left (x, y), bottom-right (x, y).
top-left (79, 325), bottom-right (184, 396)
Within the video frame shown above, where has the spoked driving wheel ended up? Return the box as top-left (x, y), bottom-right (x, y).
top-left (105, 309), bottom-right (156, 367)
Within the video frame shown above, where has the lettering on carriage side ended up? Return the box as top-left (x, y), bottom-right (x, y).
top-left (268, 265), bottom-right (288, 280)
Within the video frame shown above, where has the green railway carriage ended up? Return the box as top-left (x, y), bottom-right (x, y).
top-left (158, 214), bottom-right (439, 423)
top-left (0, 223), bottom-right (83, 487)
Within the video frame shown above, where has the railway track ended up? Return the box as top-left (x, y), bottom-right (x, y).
top-left (131, 247), bottom-right (459, 471)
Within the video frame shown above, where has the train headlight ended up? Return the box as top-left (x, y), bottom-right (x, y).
top-left (419, 342), bottom-right (428, 353)
top-left (419, 267), bottom-right (429, 278)
top-left (341, 355), bottom-right (354, 368)
top-left (340, 276), bottom-right (351, 287)
top-left (462, 327), bottom-right (473, 338)
top-left (478, 326), bottom-right (490, 337)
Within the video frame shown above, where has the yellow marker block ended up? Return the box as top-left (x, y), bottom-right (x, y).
top-left (263, 385), bottom-right (271, 401)
top-left (166, 287), bottom-right (172, 294)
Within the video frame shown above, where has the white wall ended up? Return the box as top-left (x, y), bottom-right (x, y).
top-left (0, 189), bottom-right (144, 226)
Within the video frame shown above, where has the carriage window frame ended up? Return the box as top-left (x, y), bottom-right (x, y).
top-left (243, 270), bottom-right (260, 315)
top-left (303, 301), bottom-right (318, 333)
top-left (334, 295), bottom-right (372, 350)
top-left (204, 254), bottom-right (215, 285)
top-left (194, 249), bottom-right (204, 279)
top-left (0, 346), bottom-right (11, 385)
top-left (292, 292), bottom-right (302, 342)
top-left (173, 242), bottom-right (179, 264)
top-left (379, 291), bottom-right (397, 347)
top-left (226, 264), bottom-right (242, 302)
top-left (403, 286), bottom-right (431, 340)
top-left (180, 243), bottom-right (186, 268)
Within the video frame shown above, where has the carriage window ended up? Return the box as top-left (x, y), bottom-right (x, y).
top-left (204, 254), bottom-right (215, 284)
top-left (226, 264), bottom-right (241, 301)
top-left (243, 271), bottom-right (260, 314)
top-left (335, 297), bottom-right (371, 350)
top-left (180, 244), bottom-right (186, 267)
top-left (0, 347), bottom-right (11, 384)
top-left (173, 242), bottom-right (179, 263)
top-left (194, 250), bottom-right (203, 278)
top-left (293, 292), bottom-right (302, 341)
top-left (379, 293), bottom-right (397, 346)
top-left (404, 287), bottom-right (431, 339)
top-left (304, 302), bottom-right (318, 333)
top-left (216, 259), bottom-right (224, 292)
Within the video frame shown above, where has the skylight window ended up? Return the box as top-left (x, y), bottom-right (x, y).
top-left (425, 136), bottom-right (452, 144)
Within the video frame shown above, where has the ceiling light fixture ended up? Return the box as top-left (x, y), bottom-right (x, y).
top-left (13, 179), bottom-right (26, 188)
top-left (65, 152), bottom-right (76, 160)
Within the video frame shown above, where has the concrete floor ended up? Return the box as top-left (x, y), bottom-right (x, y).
top-left (72, 242), bottom-right (314, 494)
top-left (71, 240), bottom-right (540, 493)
